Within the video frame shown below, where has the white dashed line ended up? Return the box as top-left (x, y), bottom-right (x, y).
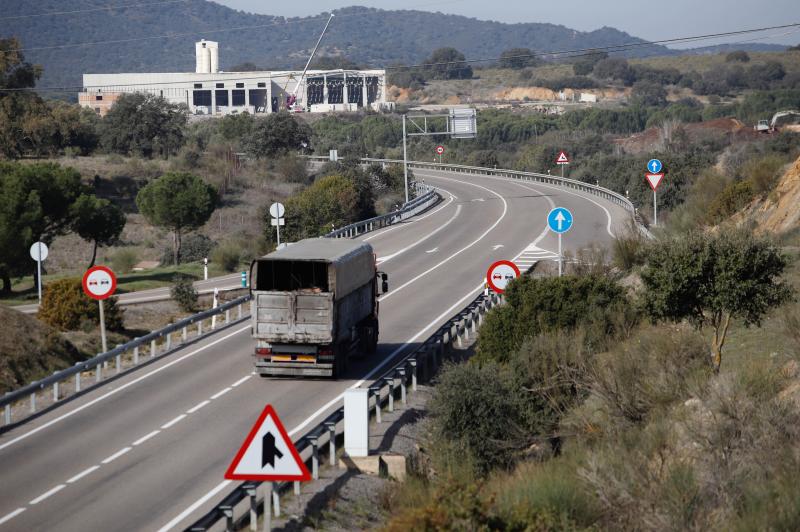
top-left (0, 508), bottom-right (26, 525)
top-left (29, 484), bottom-right (66, 505)
top-left (101, 447), bottom-right (132, 465)
top-left (231, 375), bottom-right (251, 387)
top-left (187, 400), bottom-right (210, 414)
top-left (161, 414), bottom-right (186, 429)
top-left (67, 465), bottom-right (100, 484)
top-left (211, 387), bottom-right (232, 399)
top-left (132, 430), bottom-right (161, 446)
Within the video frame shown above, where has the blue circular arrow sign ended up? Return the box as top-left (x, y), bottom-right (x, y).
top-left (647, 158), bottom-right (663, 174)
top-left (547, 207), bottom-right (573, 234)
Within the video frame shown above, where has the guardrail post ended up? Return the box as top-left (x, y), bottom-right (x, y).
top-left (294, 481), bottom-right (300, 496)
top-left (182, 326), bottom-right (188, 343)
top-left (96, 363), bottom-right (102, 383)
top-left (272, 490), bottom-right (280, 517)
top-left (225, 309), bottom-right (230, 324)
top-left (325, 421), bottom-right (337, 466)
top-left (4, 394), bottom-right (10, 426)
top-left (115, 352), bottom-right (121, 374)
top-left (385, 377), bottom-right (395, 413)
top-left (245, 484), bottom-right (257, 532)
top-left (397, 368), bottom-right (407, 405)
top-left (310, 436), bottom-right (320, 480)
top-left (410, 359), bottom-right (417, 391)
top-left (133, 345), bottom-right (139, 365)
top-left (151, 339), bottom-right (157, 358)
top-left (219, 505), bottom-right (233, 532)
top-left (457, 325), bottom-right (464, 348)
top-left (30, 392), bottom-right (35, 413)
top-left (166, 332), bottom-right (172, 350)
top-left (238, 304), bottom-right (242, 320)
top-left (197, 321), bottom-right (203, 336)
top-left (52, 375), bottom-right (59, 402)
top-left (75, 366), bottom-right (81, 392)
top-left (370, 386), bottom-right (382, 423)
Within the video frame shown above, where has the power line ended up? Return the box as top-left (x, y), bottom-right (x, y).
top-left (3, 21), bottom-right (798, 93)
top-left (0, 0), bottom-right (191, 21)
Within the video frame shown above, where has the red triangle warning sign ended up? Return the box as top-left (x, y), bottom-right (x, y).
top-left (646, 173), bottom-right (664, 191)
top-left (555, 151), bottom-right (570, 164)
top-left (224, 405), bottom-right (312, 482)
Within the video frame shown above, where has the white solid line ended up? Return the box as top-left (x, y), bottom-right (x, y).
top-left (187, 400), bottom-right (210, 414)
top-left (155, 480), bottom-right (233, 532)
top-left (101, 447), bottom-right (132, 465)
top-left (0, 508), bottom-right (26, 525)
top-left (29, 484), bottom-right (66, 505)
top-left (379, 176), bottom-right (509, 302)
top-left (211, 387), bottom-right (232, 399)
top-left (0, 325), bottom-right (250, 453)
top-left (231, 375), bottom-right (251, 387)
top-left (161, 414), bottom-right (186, 429)
top-left (377, 204), bottom-right (462, 265)
top-left (364, 189), bottom-right (456, 242)
top-left (132, 430), bottom-right (161, 446)
top-left (67, 465), bottom-right (100, 484)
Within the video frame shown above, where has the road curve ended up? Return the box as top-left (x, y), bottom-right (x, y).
top-left (0, 169), bottom-right (631, 531)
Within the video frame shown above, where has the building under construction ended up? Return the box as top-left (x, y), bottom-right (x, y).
top-left (79, 40), bottom-right (389, 117)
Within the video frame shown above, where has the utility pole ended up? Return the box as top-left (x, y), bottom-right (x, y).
top-left (402, 114), bottom-right (409, 203)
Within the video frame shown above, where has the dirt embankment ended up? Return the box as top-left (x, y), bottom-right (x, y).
top-left (741, 155), bottom-right (800, 234)
top-left (615, 118), bottom-right (761, 154)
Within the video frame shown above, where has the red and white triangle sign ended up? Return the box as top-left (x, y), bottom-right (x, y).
top-left (646, 173), bottom-right (664, 191)
top-left (224, 404), bottom-right (312, 482)
top-left (556, 151), bottom-right (570, 164)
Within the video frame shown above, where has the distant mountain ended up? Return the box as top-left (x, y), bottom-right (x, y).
top-left (0, 1), bottom-right (672, 94)
top-left (680, 43), bottom-right (788, 54)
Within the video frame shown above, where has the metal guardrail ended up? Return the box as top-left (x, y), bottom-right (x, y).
top-left (2, 296), bottom-right (251, 427)
top-left (186, 291), bottom-right (502, 531)
top-left (307, 156), bottom-right (654, 239)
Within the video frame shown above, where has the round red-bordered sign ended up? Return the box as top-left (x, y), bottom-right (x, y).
top-left (82, 266), bottom-right (117, 300)
top-left (486, 260), bottom-right (521, 294)
top-left (436, 145), bottom-right (444, 155)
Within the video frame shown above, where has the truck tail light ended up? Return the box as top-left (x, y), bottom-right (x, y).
top-left (318, 347), bottom-right (333, 357)
top-left (255, 347), bottom-right (272, 357)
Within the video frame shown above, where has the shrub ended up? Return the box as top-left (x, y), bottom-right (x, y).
top-left (726, 50), bottom-right (751, 63)
top-left (111, 248), bottom-right (139, 273)
top-left (160, 233), bottom-right (215, 265)
top-left (170, 275), bottom-right (198, 312)
top-left (706, 179), bottom-right (754, 222)
top-left (612, 224), bottom-right (647, 271)
top-left (275, 153), bottom-right (310, 183)
top-left (212, 241), bottom-right (242, 272)
top-left (39, 278), bottom-right (124, 331)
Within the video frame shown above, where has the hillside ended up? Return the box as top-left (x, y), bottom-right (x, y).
top-left (742, 154), bottom-right (800, 234)
top-left (0, 1), bottom-right (669, 91)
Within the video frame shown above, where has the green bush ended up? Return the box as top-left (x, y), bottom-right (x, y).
top-left (39, 278), bottom-right (124, 331)
top-left (707, 179), bottom-right (755, 223)
top-left (160, 233), bottom-right (215, 265)
top-left (211, 241), bottom-right (242, 272)
top-left (170, 275), bottom-right (198, 312)
top-left (111, 248), bottom-right (139, 273)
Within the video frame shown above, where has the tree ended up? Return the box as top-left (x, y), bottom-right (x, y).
top-left (279, 174), bottom-right (358, 240)
top-left (0, 37), bottom-right (47, 158)
top-left (630, 80), bottom-right (668, 107)
top-left (641, 229), bottom-right (793, 372)
top-left (244, 112), bottom-right (311, 158)
top-left (70, 195), bottom-right (126, 267)
top-left (99, 93), bottom-right (187, 158)
top-left (592, 58), bottom-right (635, 85)
top-left (424, 47), bottom-right (473, 80)
top-left (725, 50), bottom-right (751, 63)
top-left (136, 172), bottom-right (217, 265)
top-left (499, 48), bottom-right (540, 69)
top-left (0, 162), bottom-right (85, 293)
top-left (218, 112), bottom-right (255, 143)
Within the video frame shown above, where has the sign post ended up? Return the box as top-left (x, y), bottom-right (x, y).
top-left (555, 151), bottom-right (570, 178)
top-left (645, 173), bottom-right (664, 227)
top-left (225, 405), bottom-right (312, 531)
top-left (82, 266), bottom-right (117, 353)
top-left (269, 202), bottom-right (285, 246)
top-left (547, 207), bottom-right (573, 277)
top-left (29, 241), bottom-right (49, 305)
top-left (436, 145), bottom-right (444, 164)
top-left (485, 260), bottom-right (521, 294)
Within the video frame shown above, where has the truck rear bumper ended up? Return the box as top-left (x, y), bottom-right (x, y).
top-left (254, 361), bottom-right (334, 377)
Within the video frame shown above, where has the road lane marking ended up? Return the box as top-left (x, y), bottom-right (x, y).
top-left (187, 400), bottom-right (210, 414)
top-left (211, 387), bottom-right (232, 399)
top-left (132, 430), bottom-right (161, 446)
top-left (66, 465), bottom-right (100, 484)
top-left (161, 415), bottom-right (186, 429)
top-left (379, 175), bottom-right (508, 302)
top-left (29, 484), bottom-right (66, 505)
top-left (0, 508), bottom-right (25, 525)
top-left (364, 189), bottom-right (456, 242)
top-left (0, 325), bottom-right (251, 453)
top-left (231, 375), bottom-right (251, 387)
top-left (155, 480), bottom-right (233, 532)
top-left (376, 204), bottom-right (462, 265)
top-left (101, 447), bottom-right (132, 465)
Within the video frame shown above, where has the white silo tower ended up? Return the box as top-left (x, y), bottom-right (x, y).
top-left (196, 40), bottom-right (211, 73)
top-left (208, 41), bottom-right (219, 73)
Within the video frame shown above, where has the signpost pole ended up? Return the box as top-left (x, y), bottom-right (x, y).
top-left (263, 481), bottom-right (272, 531)
top-left (36, 242), bottom-right (43, 304)
top-left (276, 216), bottom-right (281, 246)
top-left (561, 164), bottom-right (564, 178)
top-left (558, 233), bottom-right (563, 277)
top-left (98, 300), bottom-right (108, 353)
top-left (653, 190), bottom-right (658, 227)
top-left (402, 115), bottom-right (409, 203)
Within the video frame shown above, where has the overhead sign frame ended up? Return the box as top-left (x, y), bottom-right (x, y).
top-left (225, 404), bottom-right (312, 482)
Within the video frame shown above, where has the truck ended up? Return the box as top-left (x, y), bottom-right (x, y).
top-left (249, 238), bottom-right (388, 378)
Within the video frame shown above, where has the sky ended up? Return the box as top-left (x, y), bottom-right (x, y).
top-left (214, 0), bottom-right (800, 48)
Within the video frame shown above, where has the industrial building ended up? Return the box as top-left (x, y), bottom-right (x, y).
top-left (79, 40), bottom-right (390, 117)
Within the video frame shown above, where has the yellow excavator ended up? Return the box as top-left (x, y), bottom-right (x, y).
top-left (754, 110), bottom-right (800, 133)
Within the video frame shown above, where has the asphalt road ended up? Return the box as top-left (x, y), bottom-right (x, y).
top-left (14, 274), bottom-right (245, 314)
top-left (0, 169), bottom-right (631, 531)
